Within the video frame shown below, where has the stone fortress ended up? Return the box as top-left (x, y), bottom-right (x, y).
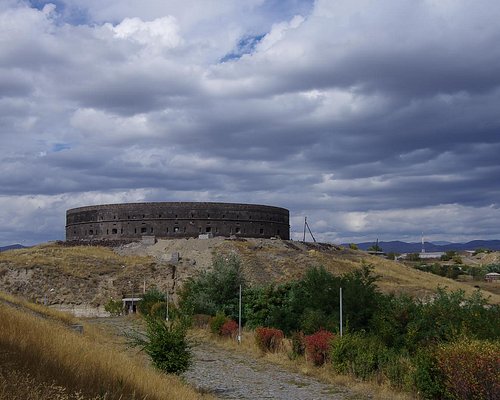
top-left (66, 202), bottom-right (290, 241)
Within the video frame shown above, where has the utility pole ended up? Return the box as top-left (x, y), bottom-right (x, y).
top-left (303, 217), bottom-right (317, 243)
top-left (238, 284), bottom-right (242, 345)
top-left (340, 287), bottom-right (343, 337)
top-left (303, 217), bottom-right (307, 242)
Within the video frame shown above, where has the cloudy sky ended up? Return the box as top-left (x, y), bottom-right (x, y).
top-left (1, 0), bottom-right (499, 246)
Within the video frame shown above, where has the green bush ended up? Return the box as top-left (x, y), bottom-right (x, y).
top-left (381, 351), bottom-right (414, 391)
top-left (129, 317), bottom-right (191, 374)
top-left (210, 312), bottom-right (229, 335)
top-left (104, 298), bottom-right (123, 316)
top-left (330, 333), bottom-right (388, 379)
top-left (291, 331), bottom-right (306, 357)
top-left (413, 348), bottom-right (446, 400)
top-left (137, 288), bottom-right (166, 316)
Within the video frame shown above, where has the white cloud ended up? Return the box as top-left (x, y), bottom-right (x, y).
top-left (107, 16), bottom-right (182, 49)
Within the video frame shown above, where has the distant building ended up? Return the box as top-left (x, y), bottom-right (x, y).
top-left (485, 272), bottom-right (500, 282)
top-left (396, 252), bottom-right (445, 261)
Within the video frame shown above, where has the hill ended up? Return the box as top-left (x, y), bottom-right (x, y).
top-left (0, 244), bottom-right (26, 252)
top-left (350, 240), bottom-right (500, 253)
top-left (0, 238), bottom-right (498, 316)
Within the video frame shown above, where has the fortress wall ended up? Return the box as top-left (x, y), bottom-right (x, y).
top-left (66, 202), bottom-right (290, 241)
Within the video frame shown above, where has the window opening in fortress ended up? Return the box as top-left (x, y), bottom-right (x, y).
top-left (174, 227), bottom-right (179, 232)
top-left (141, 227), bottom-right (147, 233)
top-left (89, 229), bottom-right (93, 235)
top-left (235, 227), bottom-right (241, 234)
top-left (106, 229), bottom-right (109, 234)
top-left (121, 228), bottom-right (123, 234)
top-left (150, 228), bottom-right (153, 233)
top-left (134, 228), bottom-right (137, 233)
top-left (260, 228), bottom-right (264, 234)
top-left (206, 227), bottom-right (212, 233)
top-left (112, 229), bottom-right (117, 234)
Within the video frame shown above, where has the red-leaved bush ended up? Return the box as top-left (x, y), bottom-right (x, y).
top-left (220, 320), bottom-right (239, 338)
top-left (255, 327), bottom-right (284, 353)
top-left (305, 329), bottom-right (335, 366)
top-left (436, 339), bottom-right (500, 400)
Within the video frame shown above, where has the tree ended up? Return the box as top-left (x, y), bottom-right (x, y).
top-left (178, 254), bottom-right (245, 320)
top-left (367, 240), bottom-right (383, 252)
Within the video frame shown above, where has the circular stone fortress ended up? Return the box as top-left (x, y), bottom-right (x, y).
top-left (66, 202), bottom-right (290, 241)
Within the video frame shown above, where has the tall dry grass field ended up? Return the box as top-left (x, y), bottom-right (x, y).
top-left (0, 303), bottom-right (209, 400)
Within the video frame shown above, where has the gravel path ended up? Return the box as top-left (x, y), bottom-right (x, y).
top-left (183, 341), bottom-right (353, 400)
top-left (85, 317), bottom-right (359, 400)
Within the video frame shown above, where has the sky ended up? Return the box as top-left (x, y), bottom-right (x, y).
top-left (1, 0), bottom-right (500, 246)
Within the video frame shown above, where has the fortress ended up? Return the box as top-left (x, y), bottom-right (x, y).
top-left (66, 202), bottom-right (290, 241)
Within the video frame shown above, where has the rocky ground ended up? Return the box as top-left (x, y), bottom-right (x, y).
top-left (184, 341), bottom-right (355, 400)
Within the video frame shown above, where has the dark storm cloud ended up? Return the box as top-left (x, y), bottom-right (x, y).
top-left (1, 0), bottom-right (500, 245)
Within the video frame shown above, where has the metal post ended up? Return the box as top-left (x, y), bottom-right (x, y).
top-left (339, 287), bottom-right (343, 337)
top-left (166, 290), bottom-right (169, 322)
top-left (303, 217), bottom-right (307, 242)
top-left (132, 283), bottom-right (134, 314)
top-left (238, 284), bottom-right (242, 344)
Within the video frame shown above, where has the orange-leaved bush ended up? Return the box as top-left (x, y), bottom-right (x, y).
top-left (255, 327), bottom-right (284, 353)
top-left (436, 339), bottom-right (499, 400)
top-left (305, 329), bottom-right (335, 366)
top-left (220, 320), bottom-right (239, 338)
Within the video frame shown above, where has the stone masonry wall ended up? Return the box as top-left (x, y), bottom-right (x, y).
top-left (66, 202), bottom-right (290, 241)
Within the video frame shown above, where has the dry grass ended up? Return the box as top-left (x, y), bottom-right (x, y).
top-left (224, 240), bottom-right (500, 304)
top-left (190, 328), bottom-right (416, 400)
top-left (0, 302), bottom-right (211, 400)
top-left (0, 244), bottom-right (151, 277)
top-left (0, 290), bottom-right (77, 325)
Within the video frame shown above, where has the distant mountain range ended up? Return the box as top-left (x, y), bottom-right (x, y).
top-left (0, 244), bottom-right (26, 252)
top-left (344, 240), bottom-right (500, 253)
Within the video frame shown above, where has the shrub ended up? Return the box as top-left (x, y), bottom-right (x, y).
top-left (129, 317), bottom-right (191, 374)
top-left (381, 351), bottom-right (414, 391)
top-left (210, 312), bottom-right (229, 335)
top-left (137, 288), bottom-right (165, 316)
top-left (192, 314), bottom-right (211, 328)
top-left (104, 298), bottom-right (122, 316)
top-left (220, 320), bottom-right (239, 338)
top-left (413, 348), bottom-right (446, 400)
top-left (436, 339), bottom-right (500, 400)
top-left (305, 329), bottom-right (335, 366)
top-left (255, 327), bottom-right (284, 353)
top-left (291, 331), bottom-right (306, 356)
top-left (330, 333), bottom-right (387, 379)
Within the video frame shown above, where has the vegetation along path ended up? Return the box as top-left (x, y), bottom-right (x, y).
top-left (183, 341), bottom-right (353, 400)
